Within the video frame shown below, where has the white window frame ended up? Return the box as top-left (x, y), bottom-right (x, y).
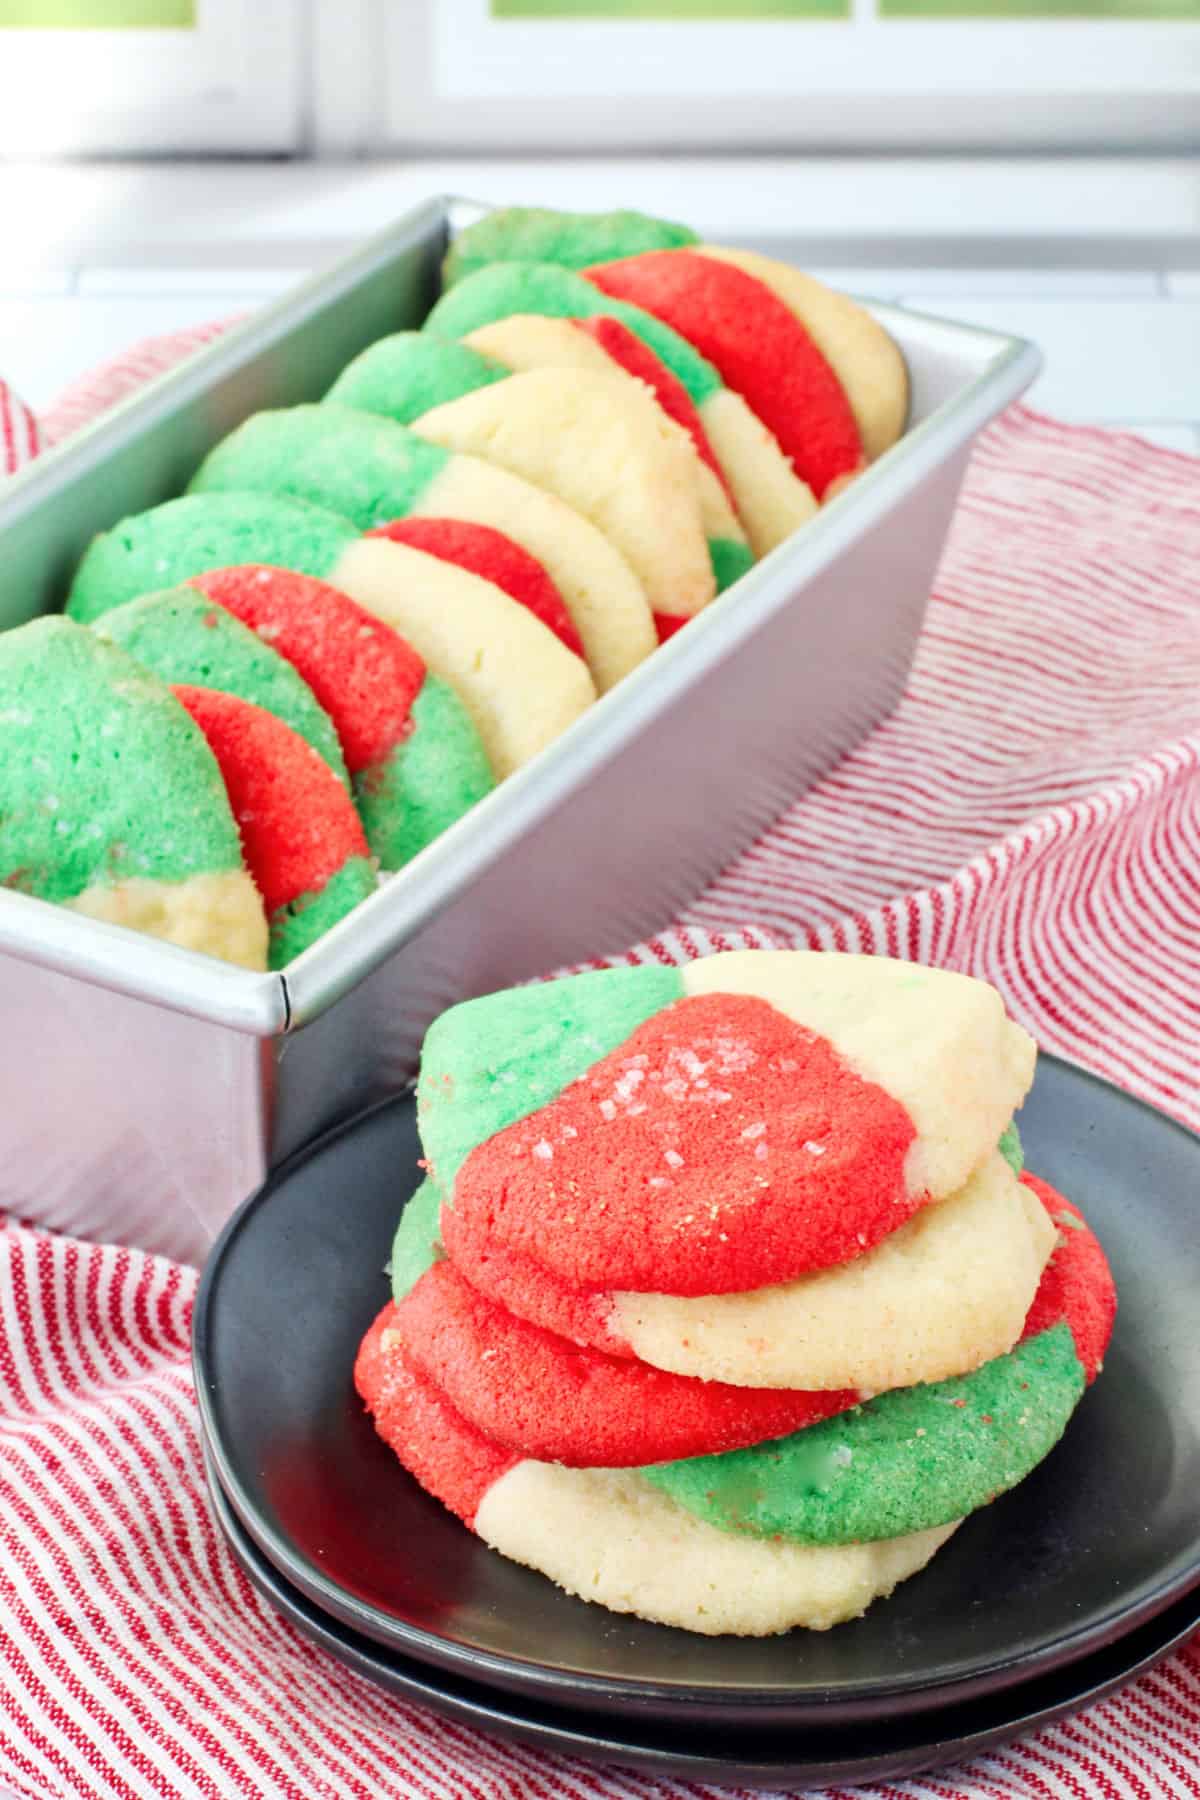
top-left (0, 0), bottom-right (302, 155)
top-left (365, 0), bottom-right (1200, 152)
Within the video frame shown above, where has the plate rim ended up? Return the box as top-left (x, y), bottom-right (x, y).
top-left (192, 1051), bottom-right (1200, 1718)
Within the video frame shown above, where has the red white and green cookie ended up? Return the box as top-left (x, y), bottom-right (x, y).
top-left (93, 585), bottom-right (353, 790)
top-left (329, 330), bottom-right (753, 636)
top-left (172, 685), bottom-right (375, 968)
top-left (185, 567), bottom-right (493, 872)
top-left (375, 1249), bottom-right (855, 1468)
top-left (456, 315), bottom-right (753, 626)
top-left (0, 617), bottom-right (268, 968)
top-left (185, 403), bottom-right (654, 694)
top-left (354, 1169), bottom-right (1113, 1636)
top-left (638, 1175), bottom-right (1115, 1543)
top-left (396, 1143), bottom-right (1053, 1399)
top-left (414, 954), bottom-right (1038, 1379)
top-left (426, 260), bottom-right (817, 561)
top-left (65, 491), bottom-right (594, 780)
top-left (443, 205), bottom-right (909, 497)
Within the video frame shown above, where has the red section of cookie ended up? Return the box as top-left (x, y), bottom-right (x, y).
top-left (654, 612), bottom-right (690, 642)
top-left (571, 313), bottom-right (733, 500)
top-left (450, 991), bottom-right (918, 1297)
top-left (587, 251), bottom-right (862, 500)
top-left (1020, 1175), bottom-right (1117, 1384)
top-left (189, 565), bottom-right (425, 773)
top-left (355, 1306), bottom-right (518, 1527)
top-left (368, 517), bottom-right (585, 659)
top-left (439, 1208), bottom-right (634, 1355)
top-left (172, 685), bottom-right (368, 913)
top-left (391, 1262), bottom-right (854, 1467)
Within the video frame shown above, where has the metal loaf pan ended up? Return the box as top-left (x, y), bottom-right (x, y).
top-left (0, 196), bottom-right (1041, 1264)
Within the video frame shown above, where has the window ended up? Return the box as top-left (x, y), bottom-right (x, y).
top-left (0, 0), bottom-right (300, 153)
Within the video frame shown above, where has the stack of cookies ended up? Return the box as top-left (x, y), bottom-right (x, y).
top-left (356, 951), bottom-right (1117, 1636)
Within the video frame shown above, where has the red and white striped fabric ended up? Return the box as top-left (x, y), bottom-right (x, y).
top-left (2, 352), bottom-right (1199, 1800)
top-left (1, 379), bottom-right (41, 476)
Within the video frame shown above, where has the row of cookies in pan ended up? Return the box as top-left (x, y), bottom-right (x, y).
top-left (71, 210), bottom-right (910, 773)
top-left (5, 209), bottom-right (909, 964)
top-left (357, 953), bottom-right (1117, 1637)
top-left (177, 203), bottom-right (908, 643)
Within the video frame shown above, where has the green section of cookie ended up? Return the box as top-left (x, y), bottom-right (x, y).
top-left (390, 1178), bottom-right (445, 1304)
top-left (998, 1121), bottom-right (1024, 1175)
top-left (0, 616), bottom-right (243, 904)
top-left (355, 674), bottom-right (493, 871)
top-left (417, 965), bottom-right (685, 1193)
top-left (643, 1320), bottom-right (1085, 1545)
top-left (95, 586), bottom-right (351, 790)
top-left (189, 405), bottom-right (451, 532)
top-left (66, 492), bottom-right (359, 625)
top-left (424, 262), bottom-right (723, 408)
top-left (327, 332), bottom-right (508, 425)
top-left (443, 207), bottom-right (698, 288)
top-left (709, 537), bottom-right (756, 594)
top-left (268, 852), bottom-right (377, 966)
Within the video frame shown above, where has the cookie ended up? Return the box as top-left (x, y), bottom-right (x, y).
top-left (588, 250), bottom-right (867, 501)
top-left (394, 1129), bottom-right (1049, 1397)
top-left (418, 953), bottom-right (1037, 1299)
top-left (326, 333), bottom-right (508, 422)
top-left (366, 519), bottom-right (584, 656)
top-left (698, 247), bottom-right (909, 465)
top-left (93, 586), bottom-right (351, 789)
top-left (66, 491), bottom-right (361, 627)
top-left (460, 314), bottom-right (751, 601)
top-left (443, 205), bottom-right (698, 288)
top-left (65, 493), bottom-right (595, 780)
top-left (484, 1154), bottom-right (1052, 1394)
top-left (643, 1176), bottom-right (1114, 1546)
top-left (1017, 1177), bottom-right (1116, 1383)
top-left (354, 1313), bottom-right (958, 1637)
top-left (604, 1135), bottom-right (1050, 1392)
top-left (413, 367), bottom-right (717, 630)
top-left (0, 618), bottom-right (267, 969)
top-left (171, 685), bottom-right (375, 967)
top-left (376, 1260), bottom-right (855, 1466)
top-left (320, 535), bottom-right (596, 779)
top-left (425, 263), bottom-right (817, 559)
top-left (188, 404), bottom-right (655, 692)
top-left (188, 565), bottom-right (493, 872)
top-left (330, 327), bottom-right (752, 623)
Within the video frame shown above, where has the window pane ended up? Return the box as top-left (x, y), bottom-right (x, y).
top-left (0, 1), bottom-right (195, 25)
top-left (491, 1), bottom-right (848, 15)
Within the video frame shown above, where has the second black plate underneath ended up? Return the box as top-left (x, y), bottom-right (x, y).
top-left (207, 1456), bottom-right (1200, 1794)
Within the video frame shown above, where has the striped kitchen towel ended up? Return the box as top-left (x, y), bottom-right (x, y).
top-left (1, 379), bottom-right (40, 475)
top-left (1, 357), bottom-right (1199, 1800)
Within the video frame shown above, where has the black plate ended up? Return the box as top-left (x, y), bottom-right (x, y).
top-left (193, 1056), bottom-right (1200, 1727)
top-left (207, 1456), bottom-right (1200, 1793)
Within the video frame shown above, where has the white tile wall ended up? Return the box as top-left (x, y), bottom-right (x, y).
top-left (896, 297), bottom-right (1200, 430)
